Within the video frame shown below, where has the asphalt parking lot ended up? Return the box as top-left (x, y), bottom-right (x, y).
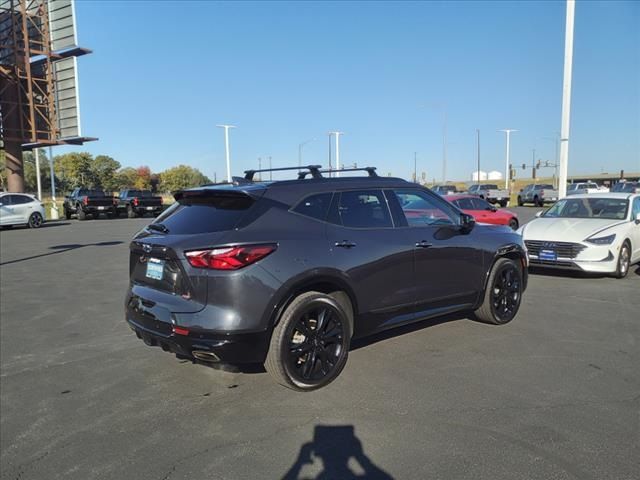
top-left (1, 209), bottom-right (638, 480)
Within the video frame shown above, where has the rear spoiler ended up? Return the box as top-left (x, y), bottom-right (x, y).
top-left (173, 188), bottom-right (262, 208)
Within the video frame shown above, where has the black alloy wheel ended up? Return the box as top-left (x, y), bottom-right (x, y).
top-left (266, 291), bottom-right (352, 391)
top-left (28, 212), bottom-right (43, 228)
top-left (474, 258), bottom-right (522, 325)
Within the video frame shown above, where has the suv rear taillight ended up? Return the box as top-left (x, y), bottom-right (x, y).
top-left (185, 244), bottom-right (277, 270)
top-left (133, 197), bottom-right (139, 206)
top-left (82, 196), bottom-right (88, 205)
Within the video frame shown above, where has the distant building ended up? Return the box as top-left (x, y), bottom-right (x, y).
top-left (487, 170), bottom-right (503, 180)
top-left (471, 170), bottom-right (488, 182)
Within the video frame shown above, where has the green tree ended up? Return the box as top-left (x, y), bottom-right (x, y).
top-left (115, 167), bottom-right (138, 190)
top-left (92, 155), bottom-right (121, 193)
top-left (159, 165), bottom-right (210, 193)
top-left (54, 152), bottom-right (95, 191)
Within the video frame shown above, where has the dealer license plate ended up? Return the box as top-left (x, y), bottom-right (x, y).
top-left (539, 249), bottom-right (557, 261)
top-left (146, 206), bottom-right (154, 210)
top-left (98, 206), bottom-right (105, 210)
top-left (145, 258), bottom-right (164, 280)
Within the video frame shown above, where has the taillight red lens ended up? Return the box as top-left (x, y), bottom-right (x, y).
top-left (133, 197), bottom-right (139, 206)
top-left (82, 196), bottom-right (88, 205)
top-left (185, 244), bottom-right (277, 270)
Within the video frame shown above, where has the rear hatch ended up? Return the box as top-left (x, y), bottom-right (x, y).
top-left (86, 195), bottom-right (115, 207)
top-left (128, 187), bottom-right (264, 313)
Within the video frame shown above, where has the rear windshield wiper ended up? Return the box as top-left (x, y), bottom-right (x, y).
top-left (147, 223), bottom-right (169, 234)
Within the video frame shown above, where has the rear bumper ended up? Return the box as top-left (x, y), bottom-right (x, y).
top-left (126, 315), bottom-right (270, 364)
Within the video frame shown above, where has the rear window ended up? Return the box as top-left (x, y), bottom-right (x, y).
top-left (128, 190), bottom-right (152, 197)
top-left (152, 192), bottom-right (255, 234)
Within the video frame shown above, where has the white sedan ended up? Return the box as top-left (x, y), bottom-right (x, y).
top-left (0, 192), bottom-right (46, 228)
top-left (519, 193), bottom-right (640, 278)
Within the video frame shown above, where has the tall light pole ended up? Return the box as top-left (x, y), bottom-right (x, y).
top-left (216, 124), bottom-right (236, 182)
top-left (476, 129), bottom-right (481, 184)
top-left (328, 131), bottom-right (344, 176)
top-left (498, 129), bottom-right (517, 190)
top-left (298, 138), bottom-right (315, 167)
top-left (268, 156), bottom-right (272, 181)
top-left (48, 146), bottom-right (58, 219)
top-left (558, 0), bottom-right (575, 199)
top-left (34, 148), bottom-right (42, 200)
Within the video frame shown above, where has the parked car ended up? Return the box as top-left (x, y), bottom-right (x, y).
top-left (611, 181), bottom-right (640, 194)
top-left (467, 184), bottom-right (510, 207)
top-left (63, 188), bottom-right (116, 220)
top-left (126, 166), bottom-right (528, 391)
top-left (517, 184), bottom-right (558, 207)
top-left (432, 185), bottom-right (459, 196)
top-left (0, 192), bottom-right (45, 228)
top-left (519, 193), bottom-right (640, 278)
top-left (446, 194), bottom-right (519, 230)
top-left (116, 189), bottom-right (163, 218)
top-left (567, 182), bottom-right (609, 196)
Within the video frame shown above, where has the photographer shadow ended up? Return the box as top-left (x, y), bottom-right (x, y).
top-left (283, 425), bottom-right (393, 480)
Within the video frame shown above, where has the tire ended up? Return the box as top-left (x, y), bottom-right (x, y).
top-left (499, 200), bottom-right (508, 208)
top-left (534, 196), bottom-right (542, 207)
top-left (474, 258), bottom-right (523, 325)
top-left (265, 291), bottom-right (352, 391)
top-left (508, 218), bottom-right (519, 230)
top-left (64, 206), bottom-right (72, 220)
top-left (77, 207), bottom-right (87, 221)
top-left (127, 205), bottom-right (136, 219)
top-left (517, 196), bottom-right (523, 207)
top-left (613, 241), bottom-right (631, 279)
top-left (28, 212), bottom-right (43, 228)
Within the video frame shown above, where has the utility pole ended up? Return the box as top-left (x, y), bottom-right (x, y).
top-left (34, 149), bottom-right (42, 200)
top-left (328, 132), bottom-right (344, 176)
top-left (414, 152), bottom-right (417, 183)
top-left (48, 146), bottom-right (58, 219)
top-left (216, 124), bottom-right (236, 182)
top-left (442, 109), bottom-right (447, 183)
top-left (268, 156), bottom-right (272, 181)
top-left (476, 129), bottom-right (481, 185)
top-left (298, 138), bottom-right (315, 167)
top-left (327, 133), bottom-right (332, 176)
top-left (558, 0), bottom-right (575, 198)
top-left (258, 157), bottom-right (262, 181)
top-left (532, 149), bottom-right (537, 180)
top-left (498, 129), bottom-right (517, 190)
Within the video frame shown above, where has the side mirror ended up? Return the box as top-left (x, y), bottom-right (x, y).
top-left (535, 211), bottom-right (543, 218)
top-left (635, 212), bottom-right (640, 223)
top-left (460, 213), bottom-right (476, 233)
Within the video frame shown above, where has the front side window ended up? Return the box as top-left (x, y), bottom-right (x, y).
top-left (452, 198), bottom-right (475, 210)
top-left (471, 197), bottom-right (492, 210)
top-left (393, 189), bottom-right (457, 227)
top-left (336, 190), bottom-right (392, 228)
top-left (292, 192), bottom-right (333, 222)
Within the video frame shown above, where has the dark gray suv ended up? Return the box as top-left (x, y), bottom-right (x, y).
top-left (126, 166), bottom-right (527, 391)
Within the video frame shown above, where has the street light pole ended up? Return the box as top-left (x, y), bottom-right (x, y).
top-left (34, 148), bottom-right (42, 200)
top-left (216, 124), bottom-right (236, 182)
top-left (298, 138), bottom-right (315, 167)
top-left (476, 129), bottom-right (481, 184)
top-left (268, 156), bottom-right (272, 181)
top-left (498, 129), bottom-right (517, 190)
top-left (558, 0), bottom-right (575, 199)
top-left (328, 131), bottom-right (344, 176)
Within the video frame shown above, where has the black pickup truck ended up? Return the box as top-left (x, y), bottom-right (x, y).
top-left (115, 189), bottom-right (163, 218)
top-left (63, 188), bottom-right (116, 220)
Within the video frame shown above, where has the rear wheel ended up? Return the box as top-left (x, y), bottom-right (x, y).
top-left (534, 196), bottom-right (543, 207)
top-left (64, 206), bottom-right (72, 220)
top-left (77, 207), bottom-right (87, 221)
top-left (613, 241), bottom-right (631, 279)
top-left (517, 196), bottom-right (523, 207)
top-left (265, 291), bottom-right (352, 391)
top-left (508, 218), bottom-right (519, 230)
top-left (474, 258), bottom-right (523, 325)
top-left (127, 205), bottom-right (136, 218)
top-left (28, 212), bottom-right (43, 228)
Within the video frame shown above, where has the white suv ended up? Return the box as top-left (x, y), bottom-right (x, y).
top-left (0, 193), bottom-right (46, 228)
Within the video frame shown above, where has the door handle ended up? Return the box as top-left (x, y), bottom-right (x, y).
top-left (415, 240), bottom-right (433, 248)
top-left (335, 240), bottom-right (357, 249)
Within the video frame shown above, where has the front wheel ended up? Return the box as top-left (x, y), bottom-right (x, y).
top-left (508, 218), bottom-right (519, 230)
top-left (613, 241), bottom-right (631, 279)
top-left (499, 200), bottom-right (508, 208)
top-left (265, 291), bottom-right (352, 391)
top-left (28, 212), bottom-right (44, 228)
top-left (474, 258), bottom-right (523, 325)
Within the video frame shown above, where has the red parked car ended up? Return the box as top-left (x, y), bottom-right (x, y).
top-left (445, 194), bottom-right (519, 230)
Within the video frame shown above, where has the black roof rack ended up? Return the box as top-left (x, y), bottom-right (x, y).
top-left (244, 165), bottom-right (323, 181)
top-left (297, 166), bottom-right (378, 179)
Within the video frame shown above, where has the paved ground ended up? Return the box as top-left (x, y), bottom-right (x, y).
top-left (1, 211), bottom-right (638, 480)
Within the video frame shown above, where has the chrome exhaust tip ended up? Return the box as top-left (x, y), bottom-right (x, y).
top-left (192, 350), bottom-right (220, 363)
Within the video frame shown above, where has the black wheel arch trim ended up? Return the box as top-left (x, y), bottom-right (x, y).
top-left (477, 244), bottom-right (528, 309)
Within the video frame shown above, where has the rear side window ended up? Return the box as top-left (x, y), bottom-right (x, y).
top-left (336, 190), bottom-right (392, 228)
top-left (453, 198), bottom-right (474, 210)
top-left (152, 192), bottom-right (255, 234)
top-left (11, 195), bottom-right (32, 205)
top-left (292, 193), bottom-right (333, 222)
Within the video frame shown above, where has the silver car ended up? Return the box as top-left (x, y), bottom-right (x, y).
top-left (0, 192), bottom-right (46, 228)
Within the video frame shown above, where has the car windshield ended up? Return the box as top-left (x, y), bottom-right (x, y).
top-left (543, 198), bottom-right (629, 220)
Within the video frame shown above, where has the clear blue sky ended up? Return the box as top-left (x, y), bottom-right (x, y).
top-left (62, 0), bottom-right (640, 181)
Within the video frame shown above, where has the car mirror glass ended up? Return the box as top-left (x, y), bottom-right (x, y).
top-left (635, 212), bottom-right (640, 222)
top-left (535, 211), bottom-right (543, 217)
